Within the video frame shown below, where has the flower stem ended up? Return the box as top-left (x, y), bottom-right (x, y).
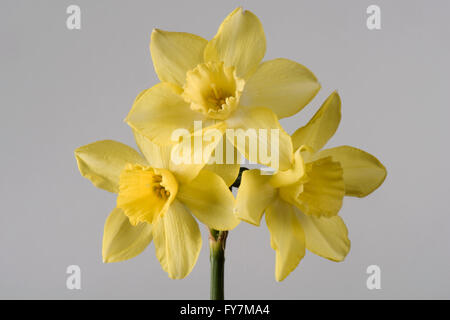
top-left (208, 167), bottom-right (247, 300)
top-left (209, 229), bottom-right (227, 300)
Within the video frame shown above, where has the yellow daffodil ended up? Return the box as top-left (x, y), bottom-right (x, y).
top-left (235, 91), bottom-right (387, 281)
top-left (126, 7), bottom-right (320, 171)
top-left (74, 132), bottom-right (239, 279)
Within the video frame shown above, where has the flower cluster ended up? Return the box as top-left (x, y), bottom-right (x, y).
top-left (75, 8), bottom-right (386, 281)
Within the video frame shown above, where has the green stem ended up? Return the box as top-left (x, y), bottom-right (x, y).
top-left (209, 229), bottom-right (227, 300)
top-left (208, 166), bottom-right (247, 300)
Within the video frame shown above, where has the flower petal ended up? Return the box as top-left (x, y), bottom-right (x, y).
top-left (204, 162), bottom-right (240, 187)
top-left (102, 207), bottom-right (153, 263)
top-left (126, 83), bottom-right (204, 145)
top-left (241, 58), bottom-right (320, 118)
top-left (313, 146), bottom-right (387, 197)
top-left (152, 200), bottom-right (202, 279)
top-left (133, 130), bottom-right (172, 169)
top-left (169, 121), bottom-right (226, 184)
top-left (203, 132), bottom-right (241, 186)
top-left (235, 169), bottom-right (276, 226)
top-left (291, 91), bottom-right (341, 152)
top-left (266, 198), bottom-right (305, 281)
top-left (150, 29), bottom-right (207, 86)
top-left (74, 140), bottom-right (147, 193)
top-left (226, 107), bottom-right (293, 171)
top-left (296, 209), bottom-right (350, 262)
top-left (178, 170), bottom-right (240, 231)
top-left (204, 7), bottom-right (266, 78)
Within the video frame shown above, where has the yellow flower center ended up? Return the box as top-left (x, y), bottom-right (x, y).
top-left (117, 164), bottom-right (178, 225)
top-left (182, 61), bottom-right (245, 120)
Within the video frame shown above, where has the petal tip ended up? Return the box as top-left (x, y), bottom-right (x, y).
top-left (102, 254), bottom-right (111, 263)
top-left (235, 214), bottom-right (261, 227)
top-left (150, 28), bottom-right (163, 43)
top-left (232, 6), bottom-right (243, 14)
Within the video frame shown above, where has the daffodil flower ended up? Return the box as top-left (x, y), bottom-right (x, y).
top-left (74, 132), bottom-right (239, 279)
top-left (126, 7), bottom-right (320, 171)
top-left (235, 91), bottom-right (387, 281)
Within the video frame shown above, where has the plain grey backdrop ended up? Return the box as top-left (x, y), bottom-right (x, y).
top-left (1, 0), bottom-right (449, 299)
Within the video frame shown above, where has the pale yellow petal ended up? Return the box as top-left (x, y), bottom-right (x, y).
top-left (235, 169), bottom-right (276, 226)
top-left (296, 209), bottom-right (350, 262)
top-left (313, 146), bottom-right (387, 197)
top-left (102, 207), bottom-right (152, 263)
top-left (204, 133), bottom-right (240, 186)
top-left (126, 82), bottom-right (204, 145)
top-left (291, 91), bottom-right (341, 152)
top-left (204, 7), bottom-right (266, 78)
top-left (74, 140), bottom-right (147, 193)
top-left (150, 29), bottom-right (207, 86)
top-left (152, 200), bottom-right (202, 279)
top-left (178, 170), bottom-right (239, 231)
top-left (226, 107), bottom-right (293, 171)
top-left (169, 122), bottom-right (226, 184)
top-left (204, 162), bottom-right (240, 187)
top-left (266, 198), bottom-right (305, 281)
top-left (133, 130), bottom-right (172, 169)
top-left (281, 156), bottom-right (345, 218)
top-left (241, 58), bottom-right (320, 118)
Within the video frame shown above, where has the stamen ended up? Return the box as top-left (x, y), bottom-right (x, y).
top-left (211, 84), bottom-right (221, 99)
top-left (207, 96), bottom-right (219, 105)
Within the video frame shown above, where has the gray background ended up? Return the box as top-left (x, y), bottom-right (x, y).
top-left (1, 0), bottom-right (449, 299)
